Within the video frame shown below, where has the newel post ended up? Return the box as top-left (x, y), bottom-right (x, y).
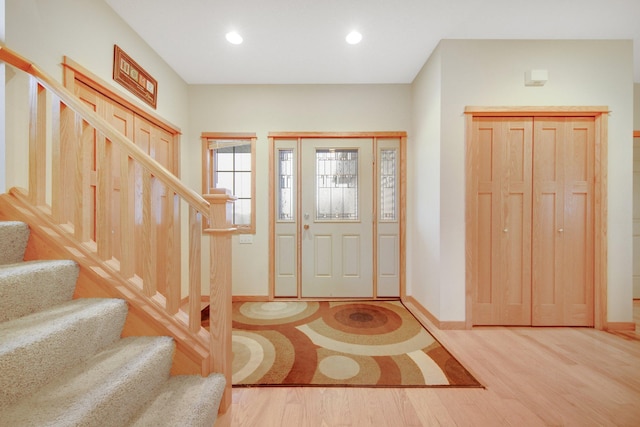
top-left (203, 189), bottom-right (236, 413)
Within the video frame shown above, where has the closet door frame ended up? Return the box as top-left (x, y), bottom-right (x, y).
top-left (464, 106), bottom-right (609, 330)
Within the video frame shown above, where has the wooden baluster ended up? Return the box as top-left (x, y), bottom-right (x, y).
top-left (74, 112), bottom-right (92, 243)
top-left (189, 207), bottom-right (203, 333)
top-left (119, 152), bottom-right (135, 278)
top-left (165, 191), bottom-right (181, 314)
top-left (51, 96), bottom-right (62, 223)
top-left (96, 133), bottom-right (113, 260)
top-left (142, 172), bottom-right (157, 296)
top-left (204, 189), bottom-right (236, 413)
top-left (59, 103), bottom-right (76, 227)
top-left (28, 79), bottom-right (47, 206)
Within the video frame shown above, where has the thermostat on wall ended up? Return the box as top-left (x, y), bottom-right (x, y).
top-left (525, 69), bottom-right (548, 86)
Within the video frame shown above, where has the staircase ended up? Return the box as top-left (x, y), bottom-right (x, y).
top-left (0, 221), bottom-right (226, 426)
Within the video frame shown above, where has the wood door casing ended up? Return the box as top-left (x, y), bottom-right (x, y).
top-left (471, 117), bottom-right (533, 325)
top-left (470, 115), bottom-right (596, 327)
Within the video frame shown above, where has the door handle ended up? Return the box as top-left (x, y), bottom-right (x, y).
top-left (503, 228), bottom-right (508, 233)
top-left (558, 228), bottom-right (564, 233)
top-left (304, 224), bottom-right (309, 230)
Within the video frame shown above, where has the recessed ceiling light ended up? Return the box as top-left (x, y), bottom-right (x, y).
top-left (225, 31), bottom-right (243, 45)
top-left (346, 30), bottom-right (362, 45)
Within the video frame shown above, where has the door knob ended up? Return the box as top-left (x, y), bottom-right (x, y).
top-left (304, 224), bottom-right (309, 230)
top-left (503, 228), bottom-right (508, 233)
top-left (558, 228), bottom-right (564, 233)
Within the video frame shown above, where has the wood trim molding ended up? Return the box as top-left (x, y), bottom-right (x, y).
top-left (402, 296), bottom-right (467, 330)
top-left (605, 322), bottom-right (636, 331)
top-left (594, 113), bottom-right (608, 330)
top-left (268, 131), bottom-right (407, 139)
top-left (202, 132), bottom-right (257, 139)
top-left (62, 56), bottom-right (181, 135)
top-left (464, 106), bottom-right (610, 116)
top-left (232, 296), bottom-right (270, 302)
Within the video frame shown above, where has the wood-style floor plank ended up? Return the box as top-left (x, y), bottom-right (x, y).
top-left (227, 301), bottom-right (640, 426)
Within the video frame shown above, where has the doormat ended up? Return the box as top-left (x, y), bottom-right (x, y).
top-left (231, 300), bottom-right (482, 387)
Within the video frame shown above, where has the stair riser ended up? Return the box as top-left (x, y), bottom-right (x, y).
top-left (0, 337), bottom-right (175, 427)
top-left (0, 221), bottom-right (30, 265)
top-left (0, 299), bottom-right (128, 408)
top-left (0, 260), bottom-right (79, 322)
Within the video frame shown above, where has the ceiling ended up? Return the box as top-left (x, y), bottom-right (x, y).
top-left (105, 0), bottom-right (640, 85)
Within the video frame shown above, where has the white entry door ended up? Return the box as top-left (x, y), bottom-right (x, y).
top-left (300, 138), bottom-right (373, 297)
top-left (273, 134), bottom-right (401, 299)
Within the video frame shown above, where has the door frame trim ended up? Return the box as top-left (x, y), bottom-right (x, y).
top-left (464, 107), bottom-right (609, 329)
top-left (268, 131), bottom-right (407, 300)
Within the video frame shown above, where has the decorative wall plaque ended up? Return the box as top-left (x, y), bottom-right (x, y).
top-left (113, 45), bottom-right (157, 109)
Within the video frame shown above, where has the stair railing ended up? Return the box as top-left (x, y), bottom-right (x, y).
top-left (0, 44), bottom-right (232, 411)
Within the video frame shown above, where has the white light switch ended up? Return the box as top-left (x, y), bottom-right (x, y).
top-left (239, 234), bottom-right (253, 244)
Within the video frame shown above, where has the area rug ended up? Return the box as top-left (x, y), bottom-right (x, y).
top-left (231, 300), bottom-right (482, 388)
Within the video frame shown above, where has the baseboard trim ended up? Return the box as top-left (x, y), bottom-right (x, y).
top-left (232, 295), bottom-right (270, 302)
top-left (402, 296), bottom-right (467, 330)
top-left (605, 322), bottom-right (636, 331)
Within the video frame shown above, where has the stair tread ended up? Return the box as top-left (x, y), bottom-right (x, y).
top-left (0, 260), bottom-right (79, 322)
top-left (0, 336), bottom-right (175, 427)
top-left (132, 373), bottom-right (226, 427)
top-left (0, 298), bottom-right (128, 408)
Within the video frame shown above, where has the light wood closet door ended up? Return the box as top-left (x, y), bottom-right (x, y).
top-left (472, 118), bottom-right (533, 325)
top-left (532, 118), bottom-right (594, 326)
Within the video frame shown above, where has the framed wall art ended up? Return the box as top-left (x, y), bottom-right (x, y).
top-left (113, 45), bottom-right (158, 109)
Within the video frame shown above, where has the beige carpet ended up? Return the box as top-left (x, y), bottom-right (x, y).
top-left (231, 300), bottom-right (482, 388)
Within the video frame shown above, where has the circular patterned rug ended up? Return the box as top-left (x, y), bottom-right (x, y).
top-left (231, 301), bottom-right (481, 387)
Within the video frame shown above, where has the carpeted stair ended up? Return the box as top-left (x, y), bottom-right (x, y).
top-left (0, 221), bottom-right (225, 426)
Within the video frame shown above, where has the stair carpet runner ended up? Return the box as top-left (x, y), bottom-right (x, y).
top-left (0, 221), bottom-right (225, 426)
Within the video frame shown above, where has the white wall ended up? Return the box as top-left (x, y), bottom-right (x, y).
top-left (5, 0), bottom-right (190, 190)
top-left (188, 84), bottom-right (412, 295)
top-left (411, 39), bottom-right (635, 323)
top-left (409, 45), bottom-right (442, 317)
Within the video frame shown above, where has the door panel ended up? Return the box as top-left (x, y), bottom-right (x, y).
top-left (301, 139), bottom-right (373, 297)
top-left (376, 139), bottom-right (401, 296)
top-left (532, 118), bottom-right (594, 326)
top-left (274, 140), bottom-right (298, 297)
top-left (472, 117), bottom-right (532, 325)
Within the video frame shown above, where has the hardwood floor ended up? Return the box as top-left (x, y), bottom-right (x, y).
top-left (220, 301), bottom-right (640, 426)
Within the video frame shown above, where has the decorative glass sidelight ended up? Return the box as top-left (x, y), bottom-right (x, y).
top-left (315, 149), bottom-right (359, 220)
top-left (380, 149), bottom-right (397, 221)
top-left (278, 149), bottom-right (294, 221)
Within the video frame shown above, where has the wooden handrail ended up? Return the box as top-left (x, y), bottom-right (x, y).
top-left (0, 44), bottom-right (209, 215)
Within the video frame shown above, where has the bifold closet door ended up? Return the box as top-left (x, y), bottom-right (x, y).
top-left (532, 117), bottom-right (595, 326)
top-left (471, 118), bottom-right (533, 325)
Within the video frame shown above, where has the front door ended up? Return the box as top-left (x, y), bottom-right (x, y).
top-left (300, 138), bottom-right (373, 297)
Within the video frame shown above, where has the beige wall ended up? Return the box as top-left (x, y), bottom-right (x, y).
top-left (5, 0), bottom-right (190, 190)
top-left (408, 45), bottom-right (443, 317)
top-left (187, 84), bottom-right (412, 295)
top-left (411, 39), bottom-right (635, 323)
top-left (634, 84), bottom-right (640, 299)
top-left (635, 84), bottom-right (640, 129)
